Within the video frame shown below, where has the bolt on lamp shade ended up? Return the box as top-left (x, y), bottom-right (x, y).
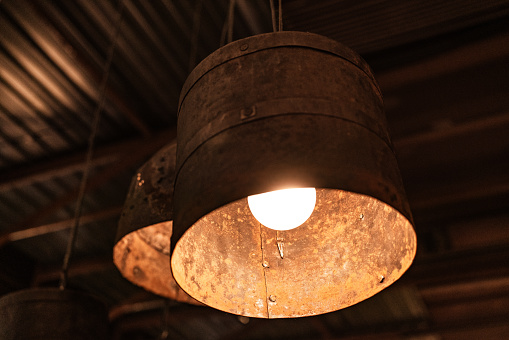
top-left (171, 32), bottom-right (417, 318)
top-left (0, 288), bottom-right (108, 339)
top-left (113, 143), bottom-right (198, 304)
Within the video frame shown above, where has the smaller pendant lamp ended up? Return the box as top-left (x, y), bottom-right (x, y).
top-left (171, 32), bottom-right (417, 318)
top-left (0, 288), bottom-right (109, 339)
top-left (113, 143), bottom-right (198, 304)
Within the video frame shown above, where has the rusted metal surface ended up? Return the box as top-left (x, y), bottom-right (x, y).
top-left (0, 288), bottom-right (108, 339)
top-left (172, 32), bottom-right (416, 318)
top-left (113, 143), bottom-right (198, 304)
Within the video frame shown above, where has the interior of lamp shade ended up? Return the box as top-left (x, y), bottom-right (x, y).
top-left (114, 222), bottom-right (198, 304)
top-left (113, 142), bottom-right (199, 304)
top-left (171, 189), bottom-right (416, 319)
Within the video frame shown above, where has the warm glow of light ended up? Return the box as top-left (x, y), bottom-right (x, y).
top-left (247, 188), bottom-right (316, 230)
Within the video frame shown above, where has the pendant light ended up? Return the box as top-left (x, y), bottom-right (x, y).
top-left (0, 288), bottom-right (108, 339)
top-left (170, 31), bottom-right (417, 318)
top-left (113, 143), bottom-right (198, 304)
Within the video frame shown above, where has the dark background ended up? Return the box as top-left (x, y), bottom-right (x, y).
top-left (1, 1), bottom-right (509, 339)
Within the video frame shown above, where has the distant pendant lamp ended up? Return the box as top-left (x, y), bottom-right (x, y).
top-left (113, 143), bottom-right (198, 305)
top-left (0, 288), bottom-right (108, 339)
top-left (170, 31), bottom-right (417, 318)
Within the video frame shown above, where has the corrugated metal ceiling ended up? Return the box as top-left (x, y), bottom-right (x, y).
top-left (1, 0), bottom-right (509, 339)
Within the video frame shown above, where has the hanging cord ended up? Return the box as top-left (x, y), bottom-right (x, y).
top-left (269, 0), bottom-right (283, 32)
top-left (188, 0), bottom-right (203, 72)
top-left (220, 0), bottom-right (236, 46)
top-left (227, 0), bottom-right (235, 43)
top-left (278, 0), bottom-right (283, 31)
top-left (159, 300), bottom-right (170, 340)
top-left (59, 0), bottom-right (125, 290)
top-left (269, 0), bottom-right (277, 32)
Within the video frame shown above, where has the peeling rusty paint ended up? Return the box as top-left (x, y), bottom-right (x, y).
top-left (113, 143), bottom-right (199, 304)
top-left (172, 32), bottom-right (416, 318)
top-left (172, 191), bottom-right (416, 318)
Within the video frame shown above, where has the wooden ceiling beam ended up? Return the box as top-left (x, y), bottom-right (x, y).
top-left (11, 129), bottom-right (175, 229)
top-left (377, 31), bottom-right (509, 90)
top-left (0, 205), bottom-right (122, 248)
top-left (0, 129), bottom-right (175, 192)
top-left (402, 245), bottom-right (509, 287)
top-left (32, 256), bottom-right (115, 287)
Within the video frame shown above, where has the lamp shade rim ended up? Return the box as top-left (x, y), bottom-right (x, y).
top-left (171, 188), bottom-right (417, 318)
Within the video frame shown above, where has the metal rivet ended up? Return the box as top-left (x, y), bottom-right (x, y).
top-left (240, 105), bottom-right (256, 120)
top-left (133, 266), bottom-right (143, 277)
top-left (268, 295), bottom-right (276, 302)
top-left (262, 261), bottom-right (269, 268)
top-left (379, 275), bottom-right (385, 283)
top-left (240, 43), bottom-right (248, 51)
top-left (238, 315), bottom-right (250, 324)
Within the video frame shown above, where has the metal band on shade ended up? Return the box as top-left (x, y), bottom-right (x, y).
top-left (113, 143), bottom-right (198, 304)
top-left (171, 32), bottom-right (417, 318)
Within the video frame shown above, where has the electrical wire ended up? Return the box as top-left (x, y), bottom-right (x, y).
top-left (59, 0), bottom-right (125, 290)
top-left (270, 0), bottom-right (283, 32)
top-left (220, 0), bottom-right (236, 46)
top-left (227, 0), bottom-right (236, 43)
top-left (188, 0), bottom-right (203, 72)
top-left (159, 300), bottom-right (170, 340)
top-left (269, 0), bottom-right (277, 32)
top-left (278, 0), bottom-right (283, 31)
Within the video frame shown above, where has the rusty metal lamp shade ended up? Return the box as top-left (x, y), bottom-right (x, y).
top-left (0, 288), bottom-right (108, 339)
top-left (113, 143), bottom-right (197, 304)
top-left (171, 32), bottom-right (417, 318)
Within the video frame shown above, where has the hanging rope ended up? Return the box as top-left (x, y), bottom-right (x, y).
top-left (278, 0), bottom-right (283, 31)
top-left (269, 0), bottom-right (277, 32)
top-left (269, 0), bottom-right (283, 32)
top-left (188, 0), bottom-right (203, 72)
top-left (59, 0), bottom-right (125, 290)
top-left (227, 0), bottom-right (236, 43)
top-left (220, 0), bottom-right (236, 46)
top-left (159, 300), bottom-right (170, 340)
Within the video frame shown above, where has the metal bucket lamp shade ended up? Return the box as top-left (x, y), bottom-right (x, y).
top-left (0, 288), bottom-right (108, 339)
top-left (113, 143), bottom-right (198, 304)
top-left (171, 32), bottom-right (417, 318)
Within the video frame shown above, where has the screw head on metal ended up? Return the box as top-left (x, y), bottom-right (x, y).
top-left (133, 266), bottom-right (143, 277)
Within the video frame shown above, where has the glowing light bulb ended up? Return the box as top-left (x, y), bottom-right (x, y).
top-left (247, 188), bottom-right (316, 231)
